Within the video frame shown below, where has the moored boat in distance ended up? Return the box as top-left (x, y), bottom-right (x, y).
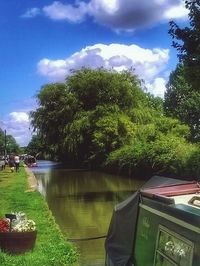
top-left (24, 155), bottom-right (38, 168)
top-left (105, 176), bottom-right (200, 266)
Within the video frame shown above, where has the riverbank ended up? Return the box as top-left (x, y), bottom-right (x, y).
top-left (0, 166), bottom-right (79, 266)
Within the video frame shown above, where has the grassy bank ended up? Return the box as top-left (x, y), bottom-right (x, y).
top-left (0, 166), bottom-right (79, 266)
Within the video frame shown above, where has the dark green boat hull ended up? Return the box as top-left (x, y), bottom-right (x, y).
top-left (133, 198), bottom-right (200, 266)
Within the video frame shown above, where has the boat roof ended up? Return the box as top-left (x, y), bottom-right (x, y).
top-left (141, 182), bottom-right (200, 197)
top-left (140, 176), bottom-right (200, 214)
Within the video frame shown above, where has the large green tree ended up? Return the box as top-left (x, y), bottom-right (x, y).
top-left (6, 135), bottom-right (20, 154)
top-left (164, 64), bottom-right (200, 141)
top-left (31, 82), bottom-right (78, 161)
top-left (0, 128), bottom-right (20, 155)
top-left (165, 0), bottom-right (200, 141)
top-left (26, 134), bottom-right (46, 158)
top-left (30, 68), bottom-right (200, 178)
top-left (169, 0), bottom-right (200, 90)
top-left (31, 68), bottom-right (149, 165)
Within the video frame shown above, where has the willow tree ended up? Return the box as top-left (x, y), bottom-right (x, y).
top-left (31, 82), bottom-right (78, 161)
top-left (31, 68), bottom-right (149, 165)
top-left (31, 68), bottom-right (199, 178)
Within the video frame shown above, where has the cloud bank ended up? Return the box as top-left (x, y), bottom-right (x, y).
top-left (22, 0), bottom-right (188, 31)
top-left (37, 43), bottom-right (169, 97)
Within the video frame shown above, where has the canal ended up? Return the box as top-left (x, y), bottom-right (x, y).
top-left (32, 160), bottom-right (144, 266)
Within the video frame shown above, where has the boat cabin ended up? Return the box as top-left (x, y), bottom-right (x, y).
top-left (105, 176), bottom-right (200, 266)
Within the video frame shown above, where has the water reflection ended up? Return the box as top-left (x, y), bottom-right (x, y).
top-left (32, 161), bottom-right (143, 266)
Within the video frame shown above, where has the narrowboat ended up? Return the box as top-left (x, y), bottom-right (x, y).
top-left (24, 155), bottom-right (38, 167)
top-left (105, 176), bottom-right (200, 266)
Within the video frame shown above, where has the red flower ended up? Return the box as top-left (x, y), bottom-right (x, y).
top-left (0, 218), bottom-right (10, 232)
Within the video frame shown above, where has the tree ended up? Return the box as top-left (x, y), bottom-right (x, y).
top-left (166, 1), bottom-right (200, 141)
top-left (0, 128), bottom-right (5, 155)
top-left (26, 135), bottom-right (46, 158)
top-left (6, 135), bottom-right (20, 154)
top-left (66, 68), bottom-right (145, 111)
top-left (31, 83), bottom-right (78, 161)
top-left (169, 0), bottom-right (200, 90)
top-left (31, 68), bottom-right (199, 178)
top-left (164, 64), bottom-right (200, 141)
top-left (31, 68), bottom-right (148, 165)
top-left (0, 128), bottom-right (20, 155)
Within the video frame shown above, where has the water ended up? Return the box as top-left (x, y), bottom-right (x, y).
top-left (32, 160), bottom-right (144, 266)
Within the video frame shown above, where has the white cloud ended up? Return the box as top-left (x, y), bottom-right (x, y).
top-left (3, 112), bottom-right (32, 147)
top-left (43, 1), bottom-right (88, 22)
top-left (21, 7), bottom-right (41, 18)
top-left (0, 98), bottom-right (37, 147)
top-left (22, 0), bottom-right (187, 30)
top-left (164, 2), bottom-right (189, 19)
top-left (37, 43), bottom-right (169, 96)
top-left (37, 58), bottom-right (68, 81)
top-left (146, 77), bottom-right (167, 98)
top-left (9, 112), bottom-right (29, 123)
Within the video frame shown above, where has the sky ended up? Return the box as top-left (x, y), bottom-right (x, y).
top-left (0, 0), bottom-right (189, 147)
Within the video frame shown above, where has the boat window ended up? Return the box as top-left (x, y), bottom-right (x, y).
top-left (153, 225), bottom-right (194, 266)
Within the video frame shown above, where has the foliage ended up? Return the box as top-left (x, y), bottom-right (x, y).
top-left (169, 0), bottom-right (200, 90)
top-left (107, 129), bottom-right (200, 179)
top-left (164, 64), bottom-right (200, 142)
top-left (0, 128), bottom-right (20, 155)
top-left (31, 69), bottom-right (146, 166)
top-left (146, 93), bottom-right (164, 114)
top-left (31, 68), bottom-right (200, 178)
top-left (0, 128), bottom-right (5, 154)
top-left (31, 83), bottom-right (78, 161)
top-left (26, 135), bottom-right (47, 159)
top-left (167, 1), bottom-right (200, 141)
top-left (66, 68), bottom-right (144, 111)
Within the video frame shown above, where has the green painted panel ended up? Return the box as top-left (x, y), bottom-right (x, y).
top-left (133, 207), bottom-right (158, 265)
top-left (132, 204), bottom-right (199, 266)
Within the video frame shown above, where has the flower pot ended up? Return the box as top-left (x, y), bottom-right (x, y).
top-left (0, 231), bottom-right (37, 255)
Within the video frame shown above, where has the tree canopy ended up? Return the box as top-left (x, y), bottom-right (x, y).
top-left (30, 68), bottom-right (199, 178)
top-left (165, 0), bottom-right (200, 142)
top-left (164, 64), bottom-right (200, 141)
top-left (31, 69), bottom-right (147, 165)
top-left (0, 128), bottom-right (20, 155)
top-left (169, 0), bottom-right (200, 90)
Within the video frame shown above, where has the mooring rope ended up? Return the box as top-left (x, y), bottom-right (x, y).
top-left (67, 234), bottom-right (107, 242)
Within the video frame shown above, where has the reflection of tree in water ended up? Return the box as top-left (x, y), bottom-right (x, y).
top-left (36, 168), bottom-right (140, 237)
top-left (33, 163), bottom-right (143, 266)
top-left (45, 170), bottom-right (137, 201)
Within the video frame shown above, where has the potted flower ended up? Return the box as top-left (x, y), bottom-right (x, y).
top-left (0, 212), bottom-right (37, 255)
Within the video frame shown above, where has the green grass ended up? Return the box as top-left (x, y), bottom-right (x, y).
top-left (0, 166), bottom-right (79, 266)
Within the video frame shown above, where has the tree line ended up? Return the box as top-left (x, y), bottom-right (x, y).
top-left (0, 128), bottom-right (20, 156)
top-left (28, 0), bottom-right (200, 179)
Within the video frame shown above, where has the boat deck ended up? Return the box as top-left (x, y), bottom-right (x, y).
top-left (141, 181), bottom-right (200, 215)
top-left (172, 193), bottom-right (200, 208)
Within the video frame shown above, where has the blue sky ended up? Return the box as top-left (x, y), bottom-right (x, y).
top-left (0, 0), bottom-right (188, 146)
